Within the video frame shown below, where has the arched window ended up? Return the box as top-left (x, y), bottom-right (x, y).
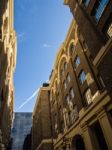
top-left (64, 62), bottom-right (67, 70)
top-left (61, 69), bottom-right (64, 76)
top-left (78, 70), bottom-right (86, 85)
top-left (65, 94), bottom-right (70, 103)
top-left (67, 73), bottom-right (71, 82)
top-left (70, 43), bottom-right (75, 54)
top-left (74, 56), bottom-right (80, 68)
top-left (85, 89), bottom-right (92, 105)
top-left (69, 88), bottom-right (75, 99)
top-left (63, 80), bottom-right (67, 90)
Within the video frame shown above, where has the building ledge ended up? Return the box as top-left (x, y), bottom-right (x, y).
top-left (93, 38), bottom-right (112, 66)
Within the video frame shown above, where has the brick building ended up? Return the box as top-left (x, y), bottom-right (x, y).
top-left (0, 0), bottom-right (17, 149)
top-left (64, 0), bottom-right (112, 97)
top-left (49, 18), bottom-right (112, 150)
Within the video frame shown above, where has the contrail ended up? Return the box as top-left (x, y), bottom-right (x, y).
top-left (16, 88), bottom-right (40, 111)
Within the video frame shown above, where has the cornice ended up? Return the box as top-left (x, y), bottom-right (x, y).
top-left (64, 0), bottom-right (71, 5)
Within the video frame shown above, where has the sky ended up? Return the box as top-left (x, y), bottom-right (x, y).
top-left (14, 0), bottom-right (72, 112)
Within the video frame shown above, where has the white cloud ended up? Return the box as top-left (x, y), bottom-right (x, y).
top-left (17, 33), bottom-right (25, 43)
top-left (17, 33), bottom-right (25, 38)
top-left (43, 43), bottom-right (52, 48)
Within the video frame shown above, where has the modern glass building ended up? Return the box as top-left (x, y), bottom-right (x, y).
top-left (11, 113), bottom-right (32, 150)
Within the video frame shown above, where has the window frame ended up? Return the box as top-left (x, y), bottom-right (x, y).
top-left (92, 0), bottom-right (109, 22)
top-left (67, 73), bottom-right (71, 83)
top-left (63, 80), bottom-right (67, 90)
top-left (64, 62), bottom-right (67, 70)
top-left (78, 70), bottom-right (86, 85)
top-left (84, 88), bottom-right (93, 105)
top-left (70, 43), bottom-right (75, 54)
top-left (74, 56), bottom-right (80, 68)
top-left (83, 0), bottom-right (90, 6)
top-left (69, 88), bottom-right (75, 99)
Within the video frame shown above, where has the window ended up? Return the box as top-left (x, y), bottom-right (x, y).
top-left (83, 0), bottom-right (90, 6)
top-left (65, 95), bottom-right (70, 103)
top-left (54, 114), bottom-right (58, 134)
top-left (92, 0), bottom-right (109, 22)
top-left (79, 70), bottom-right (86, 85)
top-left (64, 62), bottom-right (67, 70)
top-left (91, 122), bottom-right (108, 150)
top-left (67, 74), bottom-right (71, 82)
top-left (60, 121), bottom-right (65, 133)
top-left (70, 105), bottom-right (79, 124)
top-left (63, 80), bottom-right (67, 89)
top-left (85, 89), bottom-right (92, 105)
top-left (61, 69), bottom-right (64, 76)
top-left (70, 43), bottom-right (75, 53)
top-left (68, 111), bottom-right (72, 125)
top-left (74, 56), bottom-right (80, 68)
top-left (64, 109), bottom-right (69, 127)
top-left (69, 88), bottom-right (75, 99)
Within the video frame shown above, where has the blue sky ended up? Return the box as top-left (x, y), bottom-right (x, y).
top-left (14, 0), bottom-right (72, 112)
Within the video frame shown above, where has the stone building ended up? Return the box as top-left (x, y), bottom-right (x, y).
top-left (32, 84), bottom-right (53, 150)
top-left (33, 18), bottom-right (112, 150)
top-left (49, 18), bottom-right (112, 150)
top-left (0, 0), bottom-right (17, 149)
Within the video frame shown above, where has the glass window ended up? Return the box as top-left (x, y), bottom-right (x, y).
top-left (61, 69), bottom-right (64, 76)
top-left (85, 89), bottom-right (92, 105)
top-left (70, 105), bottom-right (79, 124)
top-left (66, 95), bottom-right (70, 102)
top-left (63, 80), bottom-right (67, 89)
top-left (83, 0), bottom-right (90, 6)
top-left (79, 70), bottom-right (86, 84)
top-left (64, 62), bottom-right (67, 70)
top-left (70, 43), bottom-right (75, 53)
top-left (64, 109), bottom-right (70, 127)
top-left (74, 56), bottom-right (80, 68)
top-left (69, 88), bottom-right (75, 99)
top-left (92, 0), bottom-right (109, 22)
top-left (67, 74), bottom-right (71, 82)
